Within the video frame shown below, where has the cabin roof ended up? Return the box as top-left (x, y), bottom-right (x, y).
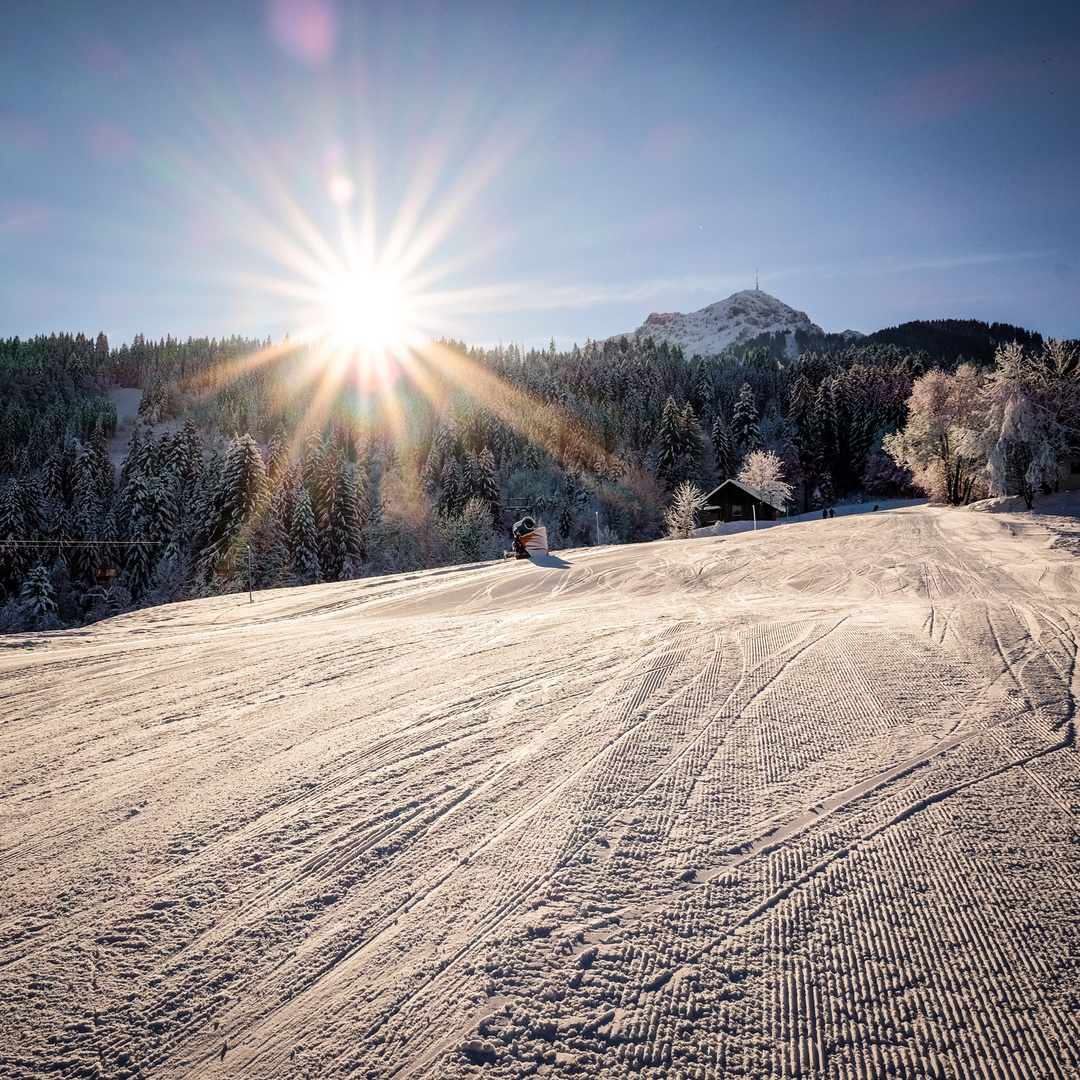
top-left (703, 477), bottom-right (786, 513)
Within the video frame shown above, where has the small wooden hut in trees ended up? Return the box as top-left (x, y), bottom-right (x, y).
top-left (701, 478), bottom-right (786, 526)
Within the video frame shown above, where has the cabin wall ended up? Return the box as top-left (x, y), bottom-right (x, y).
top-left (700, 484), bottom-right (780, 525)
top-left (1059, 460), bottom-right (1080, 493)
top-left (713, 493), bottom-right (778, 524)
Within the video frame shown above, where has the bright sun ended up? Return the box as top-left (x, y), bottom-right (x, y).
top-left (327, 267), bottom-right (413, 355)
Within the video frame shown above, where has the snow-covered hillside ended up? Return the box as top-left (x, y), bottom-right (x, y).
top-left (614, 288), bottom-right (824, 359)
top-left (3, 504), bottom-right (1080, 1079)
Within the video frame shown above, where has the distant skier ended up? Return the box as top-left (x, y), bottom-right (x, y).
top-left (822, 509), bottom-right (828, 520)
top-left (828, 508), bottom-right (835, 518)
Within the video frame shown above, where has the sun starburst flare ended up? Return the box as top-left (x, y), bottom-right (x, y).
top-left (163, 83), bottom-right (617, 474)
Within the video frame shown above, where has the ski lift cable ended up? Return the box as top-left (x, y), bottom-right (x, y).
top-left (0, 540), bottom-right (167, 546)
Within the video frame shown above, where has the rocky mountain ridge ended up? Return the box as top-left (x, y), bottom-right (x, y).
top-left (613, 288), bottom-right (829, 360)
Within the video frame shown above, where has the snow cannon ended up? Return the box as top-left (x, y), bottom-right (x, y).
top-left (511, 516), bottom-right (548, 559)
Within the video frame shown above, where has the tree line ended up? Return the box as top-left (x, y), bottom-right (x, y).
top-left (0, 323), bottom-right (1076, 630)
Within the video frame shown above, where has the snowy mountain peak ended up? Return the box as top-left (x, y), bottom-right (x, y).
top-left (619, 289), bottom-right (824, 360)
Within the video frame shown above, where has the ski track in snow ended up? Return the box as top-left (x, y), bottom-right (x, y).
top-left (3, 505), bottom-right (1080, 1080)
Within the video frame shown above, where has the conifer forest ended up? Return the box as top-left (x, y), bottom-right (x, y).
top-left (1, 321), bottom-right (1078, 632)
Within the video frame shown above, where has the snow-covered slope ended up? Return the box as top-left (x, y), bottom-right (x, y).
top-left (4, 505), bottom-right (1080, 1079)
top-left (615, 288), bottom-right (824, 359)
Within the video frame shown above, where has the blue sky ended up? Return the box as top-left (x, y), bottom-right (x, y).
top-left (1, 0), bottom-right (1078, 349)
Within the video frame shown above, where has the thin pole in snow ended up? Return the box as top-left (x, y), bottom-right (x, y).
top-left (752, 505), bottom-right (757, 530)
top-left (595, 511), bottom-right (600, 546)
top-left (246, 545), bottom-right (253, 604)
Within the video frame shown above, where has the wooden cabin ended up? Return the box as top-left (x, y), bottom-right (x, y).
top-left (701, 478), bottom-right (786, 526)
top-left (1059, 457), bottom-right (1080, 492)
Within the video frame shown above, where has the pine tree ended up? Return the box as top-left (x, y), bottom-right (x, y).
top-left (255, 479), bottom-right (293, 588)
top-left (711, 416), bottom-right (736, 481)
top-left (87, 429), bottom-right (116, 510)
top-left (301, 430), bottom-right (324, 489)
top-left (204, 434), bottom-right (268, 576)
top-left (788, 375), bottom-right (823, 511)
top-left (266, 425), bottom-right (290, 487)
top-left (788, 375), bottom-right (815, 438)
top-left (730, 383), bottom-right (762, 457)
top-left (224, 434), bottom-right (268, 537)
top-left (122, 471), bottom-right (176, 602)
top-left (315, 448), bottom-right (342, 578)
top-left (43, 441), bottom-right (78, 541)
top-left (289, 486), bottom-right (321, 584)
top-left (680, 403), bottom-right (702, 471)
top-left (692, 358), bottom-right (713, 415)
top-left (174, 418), bottom-right (204, 493)
top-left (120, 426), bottom-right (153, 488)
top-left (658, 396), bottom-right (683, 485)
top-left (440, 457), bottom-right (463, 516)
top-left (70, 448), bottom-right (105, 586)
top-left (433, 418), bottom-right (456, 466)
top-left (460, 452), bottom-right (480, 503)
top-left (0, 474), bottom-right (41, 598)
top-left (327, 466), bottom-right (361, 579)
top-left (476, 447), bottom-right (500, 524)
top-left (20, 563), bottom-right (57, 620)
top-left (658, 397), bottom-right (701, 488)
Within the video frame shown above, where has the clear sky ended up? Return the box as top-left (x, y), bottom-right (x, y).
top-left (1, 0), bottom-right (1078, 350)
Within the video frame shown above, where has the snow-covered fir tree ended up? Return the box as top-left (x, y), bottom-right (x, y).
top-left (289, 485), bottom-right (321, 585)
top-left (730, 382), bottom-right (762, 458)
top-left (20, 562), bottom-right (57, 621)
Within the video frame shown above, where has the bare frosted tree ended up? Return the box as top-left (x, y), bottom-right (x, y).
top-left (883, 365), bottom-right (986, 505)
top-left (984, 342), bottom-right (1062, 509)
top-left (738, 450), bottom-right (793, 509)
top-left (665, 481), bottom-right (707, 539)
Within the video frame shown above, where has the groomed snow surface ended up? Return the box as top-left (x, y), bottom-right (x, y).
top-left (3, 502), bottom-right (1080, 1080)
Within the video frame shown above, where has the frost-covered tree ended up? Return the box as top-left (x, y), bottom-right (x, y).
top-left (439, 496), bottom-right (499, 563)
top-left (0, 473), bottom-right (41, 597)
top-left (207, 434), bottom-right (268, 569)
top-left (475, 447), bottom-right (500, 524)
top-left (265, 425), bottom-right (290, 487)
top-left (664, 481), bottom-right (706, 540)
top-left (658, 397), bottom-right (701, 488)
top-left (658, 396), bottom-right (683, 485)
top-left (330, 461), bottom-right (366, 579)
top-left (122, 471), bottom-right (175, 601)
top-left (172, 418), bottom-right (204, 494)
top-left (20, 563), bottom-right (57, 620)
top-left (692, 357), bottom-right (714, 416)
top-left (983, 343), bottom-right (1062, 509)
top-left (440, 457), bottom-right (463, 516)
top-left (730, 382), bottom-right (762, 457)
top-left (738, 450), bottom-right (793, 510)
top-left (884, 365), bottom-right (986, 505)
top-left (681, 402), bottom-right (702, 472)
top-left (289, 485), bottom-right (321, 585)
top-left (255, 476), bottom-right (293, 588)
top-left (710, 416), bottom-right (736, 481)
top-left (787, 375), bottom-right (824, 511)
top-left (42, 441), bottom-right (78, 541)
